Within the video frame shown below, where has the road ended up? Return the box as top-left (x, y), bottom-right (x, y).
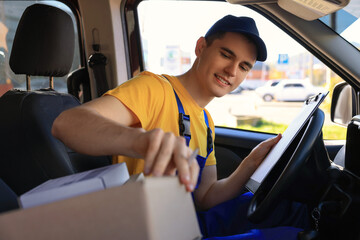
top-left (206, 90), bottom-right (331, 128)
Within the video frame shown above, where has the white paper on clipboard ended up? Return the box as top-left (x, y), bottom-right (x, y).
top-left (246, 91), bottom-right (329, 193)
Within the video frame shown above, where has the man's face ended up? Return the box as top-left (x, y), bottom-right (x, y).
top-left (195, 32), bottom-right (257, 98)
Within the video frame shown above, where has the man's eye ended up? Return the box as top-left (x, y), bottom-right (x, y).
top-left (240, 65), bottom-right (249, 72)
top-left (220, 52), bottom-right (230, 58)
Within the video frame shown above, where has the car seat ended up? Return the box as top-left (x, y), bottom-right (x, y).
top-left (0, 4), bottom-right (111, 195)
top-left (333, 114), bottom-right (360, 178)
top-left (0, 179), bottom-right (19, 213)
top-left (312, 114), bottom-right (360, 239)
top-left (344, 115), bottom-right (360, 177)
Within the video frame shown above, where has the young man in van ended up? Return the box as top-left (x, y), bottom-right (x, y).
top-left (52, 15), bottom-right (307, 238)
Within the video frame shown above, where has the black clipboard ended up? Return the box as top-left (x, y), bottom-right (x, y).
top-left (246, 91), bottom-right (329, 193)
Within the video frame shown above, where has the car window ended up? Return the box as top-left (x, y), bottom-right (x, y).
top-left (288, 84), bottom-right (304, 88)
top-left (0, 1), bottom-right (80, 95)
top-left (137, 0), bottom-right (347, 140)
top-left (271, 81), bottom-right (279, 87)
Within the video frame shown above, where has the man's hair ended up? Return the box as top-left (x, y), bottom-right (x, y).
top-left (204, 31), bottom-right (226, 46)
top-left (205, 31), bottom-right (255, 47)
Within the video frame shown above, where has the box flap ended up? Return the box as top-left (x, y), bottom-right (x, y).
top-left (0, 177), bottom-right (201, 240)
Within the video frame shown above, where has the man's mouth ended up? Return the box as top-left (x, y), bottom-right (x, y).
top-left (215, 74), bottom-right (231, 86)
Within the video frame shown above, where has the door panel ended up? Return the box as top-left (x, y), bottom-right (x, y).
top-left (214, 127), bottom-right (344, 179)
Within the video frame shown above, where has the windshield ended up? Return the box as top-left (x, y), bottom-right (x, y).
top-left (320, 1), bottom-right (360, 50)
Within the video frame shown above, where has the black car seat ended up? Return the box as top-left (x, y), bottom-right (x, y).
top-left (0, 179), bottom-right (19, 213)
top-left (344, 115), bottom-right (360, 177)
top-left (333, 115), bottom-right (360, 177)
top-left (0, 4), bottom-right (111, 195)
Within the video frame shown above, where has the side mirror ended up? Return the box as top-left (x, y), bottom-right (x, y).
top-left (331, 82), bottom-right (357, 126)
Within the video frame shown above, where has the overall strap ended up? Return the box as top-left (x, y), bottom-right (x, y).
top-left (163, 74), bottom-right (213, 157)
top-left (203, 110), bottom-right (213, 157)
top-left (171, 82), bottom-right (191, 146)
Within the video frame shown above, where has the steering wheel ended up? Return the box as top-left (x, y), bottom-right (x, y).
top-left (247, 108), bottom-right (325, 222)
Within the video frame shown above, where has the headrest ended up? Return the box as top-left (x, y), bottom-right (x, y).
top-left (9, 4), bottom-right (75, 77)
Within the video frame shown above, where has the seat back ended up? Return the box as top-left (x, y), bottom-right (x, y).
top-left (333, 114), bottom-right (360, 178)
top-left (0, 179), bottom-right (19, 214)
top-left (0, 4), bottom-right (110, 195)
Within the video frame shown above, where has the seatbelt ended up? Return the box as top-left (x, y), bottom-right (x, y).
top-left (88, 52), bottom-right (109, 96)
top-left (88, 29), bottom-right (109, 97)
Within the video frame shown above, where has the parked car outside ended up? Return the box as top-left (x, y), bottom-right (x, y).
top-left (254, 80), bottom-right (280, 101)
top-left (256, 79), bottom-right (324, 102)
top-left (274, 79), bottom-right (325, 102)
top-left (229, 85), bottom-right (245, 94)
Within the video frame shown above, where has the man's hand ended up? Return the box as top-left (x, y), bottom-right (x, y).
top-left (190, 134), bottom-right (282, 209)
top-left (131, 128), bottom-right (199, 192)
top-left (244, 133), bottom-right (282, 170)
top-left (52, 96), bottom-right (200, 192)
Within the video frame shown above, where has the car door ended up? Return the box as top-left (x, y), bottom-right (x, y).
top-left (123, 0), bottom-right (357, 179)
top-left (278, 83), bottom-right (306, 101)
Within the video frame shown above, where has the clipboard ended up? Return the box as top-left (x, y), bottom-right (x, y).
top-left (246, 91), bottom-right (329, 193)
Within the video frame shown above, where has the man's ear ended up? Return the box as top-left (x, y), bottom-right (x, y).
top-left (195, 37), bottom-right (207, 57)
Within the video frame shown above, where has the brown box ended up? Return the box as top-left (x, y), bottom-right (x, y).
top-left (0, 177), bottom-right (202, 240)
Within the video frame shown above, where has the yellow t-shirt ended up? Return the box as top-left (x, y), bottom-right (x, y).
top-left (105, 71), bottom-right (216, 175)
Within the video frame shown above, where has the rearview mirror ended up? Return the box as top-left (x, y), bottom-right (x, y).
top-left (331, 82), bottom-right (357, 126)
top-left (278, 0), bottom-right (350, 21)
top-left (226, 0), bottom-right (350, 21)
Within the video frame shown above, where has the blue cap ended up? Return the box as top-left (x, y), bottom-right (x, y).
top-left (205, 15), bottom-right (267, 61)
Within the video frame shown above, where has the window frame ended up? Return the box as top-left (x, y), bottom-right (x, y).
top-left (123, 0), bottom-right (355, 141)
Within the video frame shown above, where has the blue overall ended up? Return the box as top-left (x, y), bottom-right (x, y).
top-left (171, 83), bottom-right (308, 240)
top-left (173, 89), bottom-right (213, 189)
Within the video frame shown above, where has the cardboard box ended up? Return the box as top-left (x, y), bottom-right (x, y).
top-left (19, 163), bottom-right (129, 208)
top-left (0, 177), bottom-right (202, 240)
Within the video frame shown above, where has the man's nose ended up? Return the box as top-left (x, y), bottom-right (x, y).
top-left (224, 62), bottom-right (237, 77)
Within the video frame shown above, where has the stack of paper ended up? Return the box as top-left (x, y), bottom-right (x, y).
top-left (19, 163), bottom-right (129, 208)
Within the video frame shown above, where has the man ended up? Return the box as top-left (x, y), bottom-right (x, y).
top-left (52, 15), bottom-right (307, 238)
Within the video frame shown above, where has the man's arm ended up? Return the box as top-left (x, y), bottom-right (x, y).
top-left (193, 134), bottom-right (281, 209)
top-left (52, 95), bottom-right (199, 192)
